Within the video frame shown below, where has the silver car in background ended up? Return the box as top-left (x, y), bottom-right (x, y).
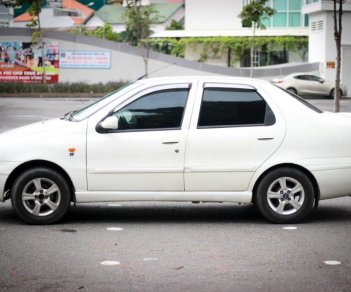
top-left (273, 73), bottom-right (348, 98)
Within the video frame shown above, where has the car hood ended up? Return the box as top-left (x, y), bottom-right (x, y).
top-left (0, 117), bottom-right (88, 164)
top-left (0, 118), bottom-right (70, 143)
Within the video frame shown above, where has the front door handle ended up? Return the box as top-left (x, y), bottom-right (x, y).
top-left (162, 140), bottom-right (179, 145)
top-left (257, 137), bottom-right (274, 141)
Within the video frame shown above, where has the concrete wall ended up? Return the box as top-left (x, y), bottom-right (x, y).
top-left (0, 28), bottom-right (319, 83)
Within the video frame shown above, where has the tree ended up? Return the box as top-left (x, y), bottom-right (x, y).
top-left (166, 19), bottom-right (184, 31)
top-left (94, 24), bottom-right (119, 41)
top-left (333, 0), bottom-right (346, 112)
top-left (239, 0), bottom-right (274, 77)
top-left (122, 0), bottom-right (159, 77)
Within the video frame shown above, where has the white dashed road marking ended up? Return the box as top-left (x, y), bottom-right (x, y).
top-left (143, 258), bottom-right (158, 261)
top-left (106, 227), bottom-right (123, 231)
top-left (324, 261), bottom-right (341, 265)
top-left (282, 226), bottom-right (298, 230)
top-left (101, 261), bottom-right (120, 266)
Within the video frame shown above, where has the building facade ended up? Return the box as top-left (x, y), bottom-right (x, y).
top-left (302, 0), bottom-right (351, 92)
top-left (153, 0), bottom-right (309, 68)
top-left (0, 5), bottom-right (13, 27)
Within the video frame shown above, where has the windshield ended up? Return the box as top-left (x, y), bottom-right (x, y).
top-left (70, 82), bottom-right (143, 121)
top-left (274, 85), bottom-right (323, 113)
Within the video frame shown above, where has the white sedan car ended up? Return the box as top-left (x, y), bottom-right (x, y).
top-left (1, 76), bottom-right (351, 225)
top-left (273, 73), bottom-right (348, 98)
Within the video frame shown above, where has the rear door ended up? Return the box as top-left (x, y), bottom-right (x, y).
top-left (308, 75), bottom-right (331, 95)
top-left (293, 75), bottom-right (312, 94)
top-left (184, 82), bottom-right (286, 192)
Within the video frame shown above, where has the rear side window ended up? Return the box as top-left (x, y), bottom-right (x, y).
top-left (198, 88), bottom-right (275, 128)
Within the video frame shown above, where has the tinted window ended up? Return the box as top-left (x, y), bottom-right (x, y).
top-left (309, 75), bottom-right (323, 82)
top-left (114, 88), bottom-right (189, 131)
top-left (294, 75), bottom-right (309, 80)
top-left (198, 88), bottom-right (275, 127)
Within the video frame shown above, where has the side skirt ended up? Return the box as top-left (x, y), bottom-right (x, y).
top-left (75, 191), bottom-right (252, 204)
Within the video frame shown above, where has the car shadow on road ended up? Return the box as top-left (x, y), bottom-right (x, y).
top-left (65, 202), bottom-right (351, 225)
top-left (65, 203), bottom-right (265, 225)
top-left (0, 201), bottom-right (350, 226)
top-left (309, 205), bottom-right (351, 224)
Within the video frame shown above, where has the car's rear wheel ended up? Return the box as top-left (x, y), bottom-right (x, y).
top-left (330, 88), bottom-right (343, 99)
top-left (287, 87), bottom-right (297, 95)
top-left (11, 167), bottom-right (71, 225)
top-left (255, 168), bottom-right (315, 223)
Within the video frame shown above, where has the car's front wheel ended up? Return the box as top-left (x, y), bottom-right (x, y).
top-left (255, 168), bottom-right (315, 223)
top-left (11, 167), bottom-right (71, 225)
top-left (287, 87), bottom-right (297, 95)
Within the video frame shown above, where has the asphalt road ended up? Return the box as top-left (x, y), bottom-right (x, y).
top-left (0, 96), bottom-right (350, 291)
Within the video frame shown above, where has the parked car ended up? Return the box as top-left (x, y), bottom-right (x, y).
top-left (272, 73), bottom-right (348, 98)
top-left (1, 76), bottom-right (351, 225)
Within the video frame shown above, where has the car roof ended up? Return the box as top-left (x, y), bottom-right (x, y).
top-left (136, 75), bottom-right (270, 87)
top-left (288, 73), bottom-right (319, 77)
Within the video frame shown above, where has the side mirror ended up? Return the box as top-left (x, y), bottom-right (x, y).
top-left (100, 116), bottom-right (119, 130)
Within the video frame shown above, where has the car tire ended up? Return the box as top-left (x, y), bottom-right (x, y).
top-left (330, 88), bottom-right (343, 99)
top-left (255, 168), bottom-right (315, 224)
top-left (286, 87), bottom-right (297, 95)
top-left (11, 167), bottom-right (71, 225)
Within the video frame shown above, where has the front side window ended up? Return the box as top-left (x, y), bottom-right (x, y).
top-left (113, 88), bottom-right (189, 131)
top-left (294, 75), bottom-right (309, 81)
top-left (71, 82), bottom-right (142, 121)
top-left (198, 88), bottom-right (275, 128)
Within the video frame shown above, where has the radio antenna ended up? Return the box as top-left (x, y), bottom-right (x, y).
top-left (137, 63), bottom-right (176, 80)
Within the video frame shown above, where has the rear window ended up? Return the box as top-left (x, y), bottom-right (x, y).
top-left (198, 88), bottom-right (276, 128)
top-left (274, 85), bottom-right (323, 113)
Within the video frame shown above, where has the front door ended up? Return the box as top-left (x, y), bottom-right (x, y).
top-left (87, 84), bottom-right (191, 192)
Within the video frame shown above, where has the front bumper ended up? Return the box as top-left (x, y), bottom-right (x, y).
top-left (0, 161), bottom-right (21, 201)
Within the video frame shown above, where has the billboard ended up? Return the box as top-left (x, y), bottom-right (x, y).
top-left (59, 51), bottom-right (111, 69)
top-left (0, 41), bottom-right (59, 83)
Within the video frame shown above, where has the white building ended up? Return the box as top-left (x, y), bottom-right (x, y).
top-left (302, 0), bottom-right (351, 92)
top-left (0, 5), bottom-right (13, 27)
top-left (151, 0), bottom-right (351, 91)
top-left (153, 0), bottom-right (309, 67)
top-left (156, 0), bottom-right (309, 37)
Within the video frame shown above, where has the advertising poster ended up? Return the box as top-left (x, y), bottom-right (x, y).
top-left (0, 41), bottom-right (59, 83)
top-left (59, 51), bottom-right (111, 69)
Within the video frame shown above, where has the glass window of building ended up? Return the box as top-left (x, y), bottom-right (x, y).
top-left (306, 0), bottom-right (320, 4)
top-left (257, 0), bottom-right (304, 28)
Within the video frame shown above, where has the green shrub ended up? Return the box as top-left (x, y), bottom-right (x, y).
top-left (0, 81), bottom-right (129, 95)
